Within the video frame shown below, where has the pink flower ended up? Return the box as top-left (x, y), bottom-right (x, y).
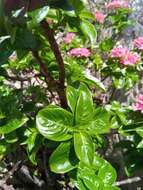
top-left (121, 52), bottom-right (140, 65)
top-left (133, 95), bottom-right (143, 111)
top-left (134, 37), bottom-right (143, 50)
top-left (68, 48), bottom-right (91, 58)
top-left (106, 0), bottom-right (129, 9)
top-left (95, 11), bottom-right (106, 24)
top-left (110, 47), bottom-right (140, 65)
top-left (111, 47), bottom-right (129, 58)
top-left (63, 32), bottom-right (75, 44)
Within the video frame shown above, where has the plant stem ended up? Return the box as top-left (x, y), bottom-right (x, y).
top-left (40, 20), bottom-right (67, 108)
top-left (32, 51), bottom-right (55, 86)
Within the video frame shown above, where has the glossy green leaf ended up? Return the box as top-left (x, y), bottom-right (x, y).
top-left (98, 162), bottom-right (117, 185)
top-left (36, 105), bottom-right (73, 141)
top-left (78, 165), bottom-right (103, 190)
top-left (27, 134), bottom-right (42, 165)
top-left (87, 108), bottom-right (110, 135)
top-left (137, 139), bottom-right (143, 148)
top-left (74, 132), bottom-right (94, 165)
top-left (27, 131), bottom-right (38, 152)
top-left (0, 36), bottom-right (10, 44)
top-left (0, 117), bottom-right (28, 134)
top-left (80, 19), bottom-right (97, 45)
top-left (83, 73), bottom-right (106, 91)
top-left (49, 141), bottom-right (78, 173)
top-left (66, 85), bottom-right (79, 114)
top-left (75, 84), bottom-right (94, 124)
top-left (93, 154), bottom-right (105, 171)
top-left (76, 179), bottom-right (90, 190)
top-left (28, 144), bottom-right (40, 165)
top-left (28, 6), bottom-right (49, 28)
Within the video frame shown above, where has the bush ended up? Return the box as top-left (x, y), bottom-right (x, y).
top-left (0, 0), bottom-right (143, 189)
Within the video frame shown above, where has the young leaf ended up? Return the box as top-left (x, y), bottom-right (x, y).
top-left (74, 132), bottom-right (94, 165)
top-left (49, 141), bottom-right (78, 173)
top-left (66, 85), bottom-right (79, 114)
top-left (36, 105), bottom-right (73, 141)
top-left (75, 84), bottom-right (94, 124)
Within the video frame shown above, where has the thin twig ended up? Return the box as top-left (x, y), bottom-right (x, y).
top-left (3, 161), bottom-right (22, 184)
top-left (115, 176), bottom-right (142, 186)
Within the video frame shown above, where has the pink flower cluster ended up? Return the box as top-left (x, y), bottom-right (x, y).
top-left (68, 48), bottom-right (91, 58)
top-left (133, 95), bottom-right (143, 112)
top-left (134, 37), bottom-right (143, 50)
top-left (106, 0), bottom-right (129, 9)
top-left (95, 11), bottom-right (106, 24)
top-left (63, 32), bottom-right (75, 44)
top-left (111, 47), bottom-right (140, 65)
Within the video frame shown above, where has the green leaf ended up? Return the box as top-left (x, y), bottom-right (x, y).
top-left (0, 117), bottom-right (28, 134)
top-left (74, 132), bottom-right (94, 165)
top-left (14, 28), bottom-right (40, 50)
top-left (137, 139), bottom-right (143, 149)
top-left (98, 162), bottom-right (117, 185)
top-left (99, 38), bottom-right (114, 52)
top-left (0, 140), bottom-right (7, 156)
top-left (87, 108), bottom-right (110, 135)
top-left (28, 144), bottom-right (40, 165)
top-left (66, 85), bottom-right (79, 114)
top-left (0, 36), bottom-right (10, 44)
top-left (83, 73), bottom-right (106, 91)
top-left (26, 131), bottom-right (38, 152)
top-left (75, 84), bottom-right (94, 124)
top-left (49, 141), bottom-right (78, 173)
top-left (79, 10), bottom-right (95, 20)
top-left (0, 36), bottom-right (13, 65)
top-left (27, 134), bottom-right (41, 165)
top-left (28, 6), bottom-right (49, 28)
top-left (5, 132), bottom-right (18, 143)
top-left (78, 165), bottom-right (103, 190)
top-left (70, 0), bottom-right (84, 13)
top-left (36, 105), bottom-right (73, 141)
top-left (80, 19), bottom-right (97, 45)
top-left (93, 154), bottom-right (105, 171)
top-left (136, 127), bottom-right (143, 138)
top-left (76, 179), bottom-right (90, 190)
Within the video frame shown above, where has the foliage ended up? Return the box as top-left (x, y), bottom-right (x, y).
top-left (0, 0), bottom-right (143, 189)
